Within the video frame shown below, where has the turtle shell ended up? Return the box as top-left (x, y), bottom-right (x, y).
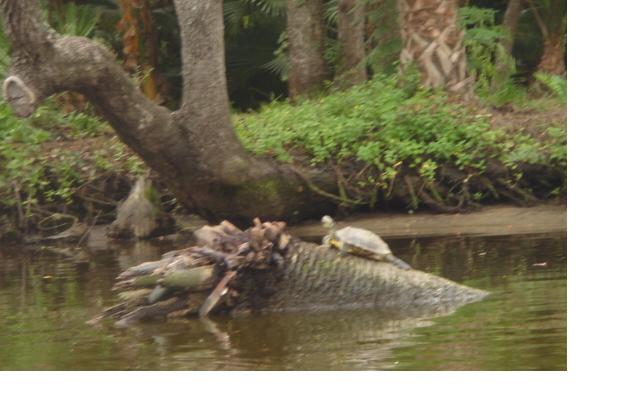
top-left (335, 226), bottom-right (392, 258)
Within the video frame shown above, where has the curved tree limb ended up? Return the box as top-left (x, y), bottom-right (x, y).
top-left (0, 0), bottom-right (338, 224)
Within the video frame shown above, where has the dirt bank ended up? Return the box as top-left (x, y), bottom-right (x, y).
top-left (287, 204), bottom-right (567, 240)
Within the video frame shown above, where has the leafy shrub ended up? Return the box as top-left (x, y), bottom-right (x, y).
top-left (459, 6), bottom-right (526, 106)
top-left (0, 100), bottom-right (143, 225)
top-left (235, 74), bottom-right (566, 197)
top-left (534, 72), bottom-right (567, 102)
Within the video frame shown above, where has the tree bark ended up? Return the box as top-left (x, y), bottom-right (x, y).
top-left (117, 0), bottom-right (161, 101)
top-left (527, 0), bottom-right (566, 76)
top-left (397, 0), bottom-right (473, 96)
top-left (336, 0), bottom-right (367, 88)
top-left (0, 0), bottom-right (336, 224)
top-left (491, 0), bottom-right (521, 91)
top-left (536, 25), bottom-right (566, 76)
top-left (286, 0), bottom-right (330, 99)
top-left (501, 0), bottom-right (522, 57)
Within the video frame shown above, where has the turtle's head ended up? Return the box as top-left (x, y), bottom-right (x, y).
top-left (321, 215), bottom-right (335, 230)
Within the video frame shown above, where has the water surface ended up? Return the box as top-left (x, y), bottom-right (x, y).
top-left (0, 232), bottom-right (566, 370)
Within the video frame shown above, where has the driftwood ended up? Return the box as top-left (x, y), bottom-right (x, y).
top-left (92, 219), bottom-right (291, 326)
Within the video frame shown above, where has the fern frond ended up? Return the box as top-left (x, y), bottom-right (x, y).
top-left (534, 72), bottom-right (567, 102)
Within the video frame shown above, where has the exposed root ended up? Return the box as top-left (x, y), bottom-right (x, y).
top-left (312, 155), bottom-right (550, 214)
top-left (403, 175), bottom-right (458, 213)
top-left (290, 166), bottom-right (365, 206)
top-left (417, 188), bottom-right (459, 213)
top-left (403, 176), bottom-right (420, 210)
top-left (497, 178), bottom-right (538, 205)
top-left (496, 188), bottom-right (528, 207)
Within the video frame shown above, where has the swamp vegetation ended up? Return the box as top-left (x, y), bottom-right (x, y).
top-left (0, 0), bottom-right (569, 372)
top-left (0, 0), bottom-right (566, 239)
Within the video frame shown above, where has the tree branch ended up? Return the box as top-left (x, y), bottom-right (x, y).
top-left (0, 0), bottom-right (337, 223)
top-left (0, 0), bottom-right (226, 193)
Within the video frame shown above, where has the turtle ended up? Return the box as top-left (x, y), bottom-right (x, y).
top-left (321, 215), bottom-right (412, 270)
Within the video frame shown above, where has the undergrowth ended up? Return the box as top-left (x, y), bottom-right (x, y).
top-left (235, 74), bottom-right (566, 209)
top-left (0, 99), bottom-right (145, 232)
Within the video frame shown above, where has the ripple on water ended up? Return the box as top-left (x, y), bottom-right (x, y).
top-left (0, 233), bottom-right (566, 370)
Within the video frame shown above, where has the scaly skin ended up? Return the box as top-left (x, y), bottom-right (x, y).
top-left (235, 241), bottom-right (488, 314)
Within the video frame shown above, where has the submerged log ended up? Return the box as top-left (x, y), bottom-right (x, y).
top-left (94, 220), bottom-right (488, 326)
top-left (243, 242), bottom-right (487, 313)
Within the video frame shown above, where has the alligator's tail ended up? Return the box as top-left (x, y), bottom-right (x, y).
top-left (384, 254), bottom-right (412, 270)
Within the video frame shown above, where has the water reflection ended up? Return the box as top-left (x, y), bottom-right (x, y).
top-left (110, 310), bottom-right (436, 370)
top-left (0, 233), bottom-right (566, 370)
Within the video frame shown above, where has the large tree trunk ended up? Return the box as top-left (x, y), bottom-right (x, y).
top-left (527, 0), bottom-right (566, 76)
top-left (491, 0), bottom-right (521, 91)
top-left (537, 25), bottom-right (566, 75)
top-left (501, 0), bottom-right (522, 57)
top-left (336, 0), bottom-right (367, 88)
top-left (0, 0), bottom-right (336, 224)
top-left (397, 0), bottom-right (472, 96)
top-left (286, 0), bottom-right (330, 99)
top-left (117, 0), bottom-right (162, 101)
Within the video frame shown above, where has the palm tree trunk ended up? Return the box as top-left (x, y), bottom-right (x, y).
top-left (287, 0), bottom-right (330, 99)
top-left (527, 0), bottom-right (566, 76)
top-left (502, 0), bottom-right (522, 56)
top-left (397, 0), bottom-right (472, 95)
top-left (491, 0), bottom-right (521, 91)
top-left (537, 25), bottom-right (566, 75)
top-left (336, 0), bottom-right (367, 88)
top-left (117, 0), bottom-right (161, 101)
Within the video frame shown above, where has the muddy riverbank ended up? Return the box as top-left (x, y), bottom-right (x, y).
top-left (289, 204), bottom-right (567, 239)
top-left (66, 204), bottom-right (566, 251)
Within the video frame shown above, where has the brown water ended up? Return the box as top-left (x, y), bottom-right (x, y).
top-left (0, 233), bottom-right (566, 370)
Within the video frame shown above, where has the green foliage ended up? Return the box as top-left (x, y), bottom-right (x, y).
top-left (0, 103), bottom-right (49, 209)
top-left (534, 72), bottom-right (567, 102)
top-left (260, 0), bottom-right (341, 83)
top-left (26, 100), bottom-right (111, 138)
top-left (0, 26), bottom-right (9, 76)
top-left (221, 0), bottom-right (289, 108)
top-left (235, 75), bottom-right (566, 195)
top-left (262, 31), bottom-right (289, 80)
top-left (0, 100), bottom-right (143, 222)
top-left (45, 3), bottom-right (101, 37)
top-left (224, 0), bottom-right (286, 36)
top-left (459, 6), bottom-right (525, 106)
top-left (365, 0), bottom-right (402, 75)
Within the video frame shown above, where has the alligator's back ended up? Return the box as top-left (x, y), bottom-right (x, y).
top-left (247, 241), bottom-right (488, 315)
